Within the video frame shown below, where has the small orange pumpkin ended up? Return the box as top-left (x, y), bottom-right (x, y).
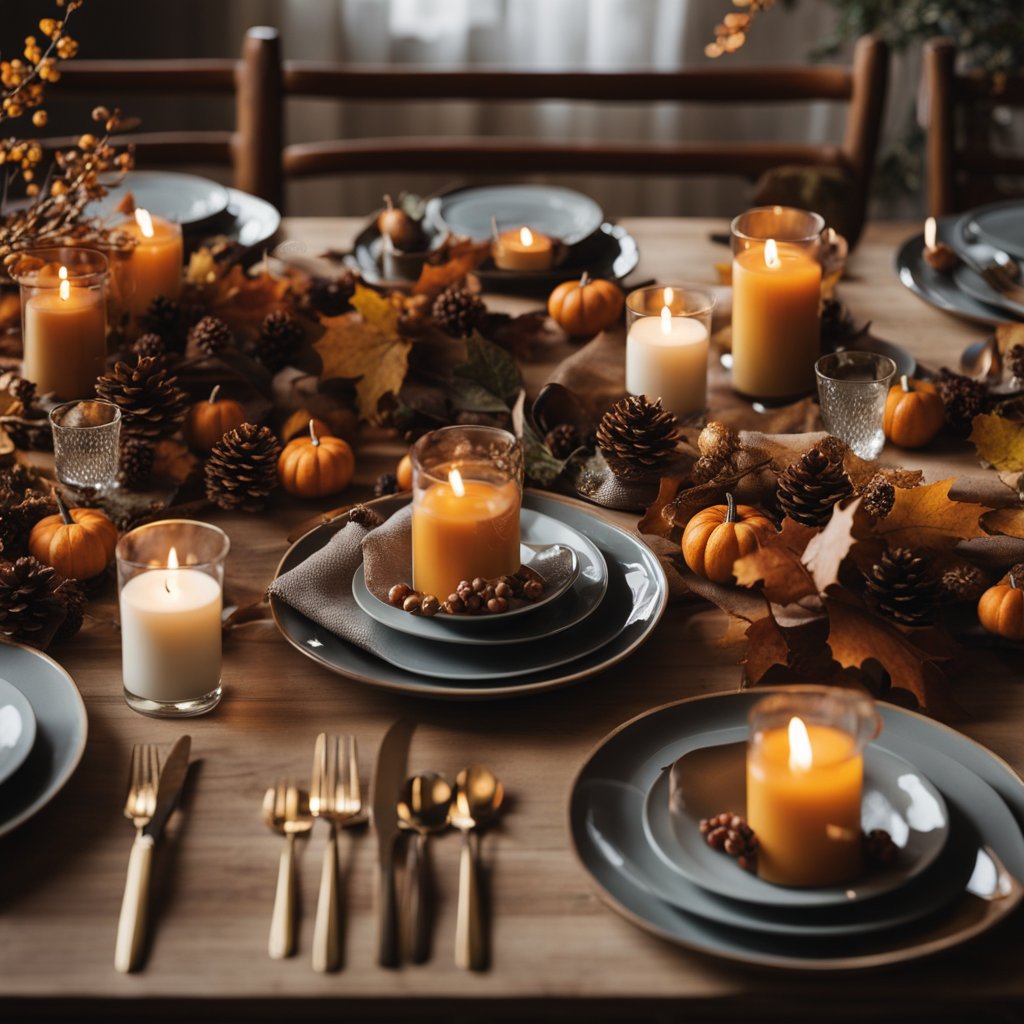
top-left (978, 574), bottom-right (1024, 642)
top-left (682, 493), bottom-right (775, 583)
top-left (278, 419), bottom-right (355, 498)
top-left (28, 495), bottom-right (118, 580)
top-left (183, 385), bottom-right (247, 453)
top-left (547, 272), bottom-right (625, 338)
top-left (883, 375), bottom-right (945, 449)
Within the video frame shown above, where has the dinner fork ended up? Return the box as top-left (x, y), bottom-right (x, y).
top-left (114, 743), bottom-right (160, 974)
top-left (263, 781), bottom-right (313, 960)
top-left (961, 248), bottom-right (1024, 304)
top-left (309, 733), bottom-right (362, 972)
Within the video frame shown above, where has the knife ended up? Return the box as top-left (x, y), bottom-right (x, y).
top-left (371, 720), bottom-right (414, 967)
top-left (114, 735), bottom-right (191, 974)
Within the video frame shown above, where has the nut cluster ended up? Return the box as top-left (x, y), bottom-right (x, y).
top-left (387, 569), bottom-right (545, 617)
top-left (699, 812), bottom-right (759, 872)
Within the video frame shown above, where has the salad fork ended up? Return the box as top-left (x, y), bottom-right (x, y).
top-left (262, 780), bottom-right (313, 960)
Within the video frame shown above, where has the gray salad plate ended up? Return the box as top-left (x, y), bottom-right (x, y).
top-left (0, 644), bottom-right (87, 838)
top-left (965, 200), bottom-right (1024, 261)
top-left (0, 676), bottom-right (37, 788)
top-left (569, 688), bottom-right (1024, 970)
top-left (270, 491), bottom-right (667, 700)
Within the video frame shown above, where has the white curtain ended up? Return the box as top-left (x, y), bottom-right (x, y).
top-left (227, 0), bottom-right (914, 219)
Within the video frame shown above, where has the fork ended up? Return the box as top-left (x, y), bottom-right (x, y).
top-left (114, 743), bottom-right (160, 974)
top-left (309, 733), bottom-right (362, 972)
top-left (263, 781), bottom-right (313, 960)
top-left (960, 248), bottom-right (1024, 304)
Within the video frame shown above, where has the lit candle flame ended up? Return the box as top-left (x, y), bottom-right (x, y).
top-left (519, 226), bottom-right (534, 246)
top-left (788, 716), bottom-right (813, 772)
top-left (924, 216), bottom-right (937, 250)
top-left (58, 265), bottom-right (69, 302)
top-left (764, 238), bottom-right (781, 270)
top-left (164, 546), bottom-right (179, 595)
top-left (663, 286), bottom-right (674, 306)
top-left (448, 467), bottom-right (466, 498)
top-left (135, 207), bottom-right (155, 239)
top-left (660, 305), bottom-right (673, 335)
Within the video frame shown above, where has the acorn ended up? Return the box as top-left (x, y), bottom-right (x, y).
top-left (376, 194), bottom-right (424, 251)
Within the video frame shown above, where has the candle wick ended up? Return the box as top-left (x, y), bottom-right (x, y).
top-left (164, 579), bottom-right (171, 594)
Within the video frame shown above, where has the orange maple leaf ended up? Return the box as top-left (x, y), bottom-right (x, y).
top-left (872, 477), bottom-right (990, 551)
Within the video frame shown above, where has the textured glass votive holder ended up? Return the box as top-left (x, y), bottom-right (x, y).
top-left (815, 351), bottom-right (896, 460)
top-left (116, 520), bottom-right (229, 718)
top-left (49, 399), bottom-right (121, 497)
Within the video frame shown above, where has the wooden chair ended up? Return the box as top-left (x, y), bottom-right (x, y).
top-left (238, 28), bottom-right (887, 237)
top-left (925, 37), bottom-right (1024, 217)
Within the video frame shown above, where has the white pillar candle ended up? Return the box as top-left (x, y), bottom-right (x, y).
top-left (626, 305), bottom-right (709, 418)
top-left (119, 551), bottom-right (223, 704)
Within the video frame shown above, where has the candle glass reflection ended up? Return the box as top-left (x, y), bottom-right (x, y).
top-left (49, 399), bottom-right (121, 497)
top-left (9, 247), bottom-right (108, 401)
top-left (116, 520), bottom-right (230, 718)
top-left (626, 285), bottom-right (714, 421)
top-left (730, 207), bottom-right (824, 403)
top-left (411, 425), bottom-right (524, 602)
top-left (815, 351), bottom-right (896, 460)
top-left (746, 687), bottom-right (881, 887)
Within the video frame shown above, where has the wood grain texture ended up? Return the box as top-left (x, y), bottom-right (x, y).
top-left (2, 218), bottom-right (1023, 1022)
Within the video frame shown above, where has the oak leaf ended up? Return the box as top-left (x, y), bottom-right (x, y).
top-left (871, 477), bottom-right (989, 551)
top-left (412, 239), bottom-right (491, 299)
top-left (970, 413), bottom-right (1024, 473)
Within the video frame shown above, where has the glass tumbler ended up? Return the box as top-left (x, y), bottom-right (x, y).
top-left (411, 425), bottom-right (523, 602)
top-left (49, 399), bottom-right (121, 497)
top-left (815, 351), bottom-right (896, 459)
top-left (116, 520), bottom-right (230, 718)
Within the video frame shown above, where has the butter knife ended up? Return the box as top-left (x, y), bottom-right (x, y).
top-left (114, 735), bottom-right (191, 974)
top-left (371, 720), bottom-right (414, 967)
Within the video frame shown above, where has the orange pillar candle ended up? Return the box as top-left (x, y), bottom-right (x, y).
top-left (493, 226), bottom-right (555, 271)
top-left (120, 208), bottom-right (183, 315)
top-left (747, 716), bottom-right (864, 887)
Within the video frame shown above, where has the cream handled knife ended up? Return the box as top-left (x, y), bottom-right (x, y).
top-left (114, 735), bottom-right (191, 973)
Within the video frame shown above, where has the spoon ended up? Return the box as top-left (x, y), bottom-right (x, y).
top-left (396, 773), bottom-right (453, 963)
top-left (960, 335), bottom-right (1003, 386)
top-left (450, 766), bottom-right (505, 970)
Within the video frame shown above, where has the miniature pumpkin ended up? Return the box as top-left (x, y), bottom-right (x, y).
top-left (28, 495), bottom-right (117, 580)
top-left (978, 575), bottom-right (1024, 642)
top-left (277, 419), bottom-right (355, 498)
top-left (547, 272), bottom-right (625, 338)
top-left (682, 493), bottom-right (775, 583)
top-left (183, 385), bottom-right (246, 453)
top-left (396, 452), bottom-right (413, 491)
top-left (883, 375), bottom-right (945, 449)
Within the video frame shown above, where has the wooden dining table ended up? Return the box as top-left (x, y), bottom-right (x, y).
top-left (3, 217), bottom-right (1023, 1024)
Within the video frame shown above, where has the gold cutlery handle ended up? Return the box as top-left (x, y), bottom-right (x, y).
top-left (404, 833), bottom-right (430, 964)
top-left (115, 832), bottom-right (154, 973)
top-left (269, 834), bottom-right (296, 960)
top-left (455, 830), bottom-right (485, 971)
top-left (376, 842), bottom-right (400, 968)
top-left (312, 828), bottom-right (339, 972)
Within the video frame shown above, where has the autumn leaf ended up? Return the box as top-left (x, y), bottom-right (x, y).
top-left (152, 439), bottom-right (201, 485)
top-left (733, 518), bottom-right (819, 605)
top-left (412, 239), bottom-right (491, 299)
top-left (970, 413), bottom-right (1024, 473)
top-left (996, 322), bottom-right (1024, 353)
top-left (350, 282), bottom-right (399, 335)
top-left (983, 507), bottom-right (1024, 540)
top-left (802, 498), bottom-right (860, 593)
top-left (872, 477), bottom-right (989, 551)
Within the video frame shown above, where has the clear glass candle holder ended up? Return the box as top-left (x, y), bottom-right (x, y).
top-left (747, 687), bottom-right (881, 888)
top-left (815, 351), bottom-right (896, 460)
top-left (8, 247), bottom-right (108, 401)
top-left (411, 425), bottom-right (523, 603)
top-left (116, 520), bottom-right (230, 718)
top-left (730, 207), bottom-right (824, 403)
top-left (625, 285), bottom-right (715, 422)
top-left (49, 399), bottom-right (121, 497)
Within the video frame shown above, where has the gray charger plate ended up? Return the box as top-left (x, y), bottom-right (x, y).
top-left (0, 676), bottom-right (37, 787)
top-left (644, 742), bottom-right (948, 908)
top-left (270, 491), bottom-right (667, 700)
top-left (352, 508), bottom-right (607, 645)
top-left (965, 200), bottom-right (1024, 260)
top-left (0, 644), bottom-right (87, 837)
top-left (568, 688), bottom-right (1024, 970)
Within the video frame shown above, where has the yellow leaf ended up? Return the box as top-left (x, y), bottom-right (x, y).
top-left (314, 313), bottom-right (411, 424)
top-left (970, 413), bottom-right (1024, 472)
top-left (873, 477), bottom-right (989, 551)
top-left (350, 282), bottom-right (399, 335)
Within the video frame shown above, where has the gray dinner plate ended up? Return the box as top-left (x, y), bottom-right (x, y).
top-left (426, 184), bottom-right (604, 246)
top-left (643, 742), bottom-right (947, 908)
top-left (0, 644), bottom-right (87, 838)
top-left (223, 187), bottom-right (282, 251)
top-left (0, 676), bottom-right (37, 787)
top-left (90, 170), bottom-right (230, 227)
top-left (569, 688), bottom-right (1024, 970)
top-left (351, 509), bottom-right (607, 645)
top-left (965, 200), bottom-right (1024, 260)
top-left (269, 491), bottom-right (667, 700)
top-left (953, 264), bottom-right (1024, 321)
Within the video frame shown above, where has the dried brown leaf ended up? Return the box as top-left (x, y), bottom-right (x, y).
top-left (802, 498), bottom-right (860, 593)
top-left (733, 517), bottom-right (819, 605)
top-left (970, 413), bottom-right (1024, 473)
top-left (872, 477), bottom-right (990, 551)
top-left (412, 239), bottom-right (491, 299)
top-left (152, 439), bottom-right (200, 485)
top-left (982, 507), bottom-right (1024, 540)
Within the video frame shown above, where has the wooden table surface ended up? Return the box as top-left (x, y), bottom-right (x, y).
top-left (3, 218), bottom-right (1023, 1024)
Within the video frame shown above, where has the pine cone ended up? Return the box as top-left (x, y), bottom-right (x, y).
top-left (940, 563), bottom-right (987, 602)
top-left (130, 332), bottom-right (166, 361)
top-left (53, 578), bottom-right (87, 644)
top-left (1009, 344), bottom-right (1024, 382)
top-left (141, 296), bottom-right (186, 352)
top-left (817, 434), bottom-right (848, 464)
top-left (596, 395), bottom-right (680, 481)
top-left (204, 423), bottom-right (281, 512)
top-left (8, 375), bottom-right (36, 407)
top-left (861, 473), bottom-right (895, 519)
top-left (1, 413), bottom-right (51, 452)
top-left (373, 472), bottom-right (399, 497)
top-left (254, 310), bottom-right (303, 372)
top-left (0, 556), bottom-right (69, 647)
top-left (864, 547), bottom-right (941, 627)
top-left (776, 447), bottom-right (853, 526)
top-left (307, 273), bottom-right (356, 317)
top-left (697, 421), bottom-right (738, 462)
top-left (118, 437), bottom-right (155, 489)
top-left (432, 286), bottom-right (485, 338)
top-left (0, 492), bottom-right (57, 558)
top-left (544, 424), bottom-right (582, 460)
top-left (189, 315), bottom-right (235, 357)
top-left (937, 368), bottom-right (989, 437)
top-left (95, 356), bottom-right (188, 441)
